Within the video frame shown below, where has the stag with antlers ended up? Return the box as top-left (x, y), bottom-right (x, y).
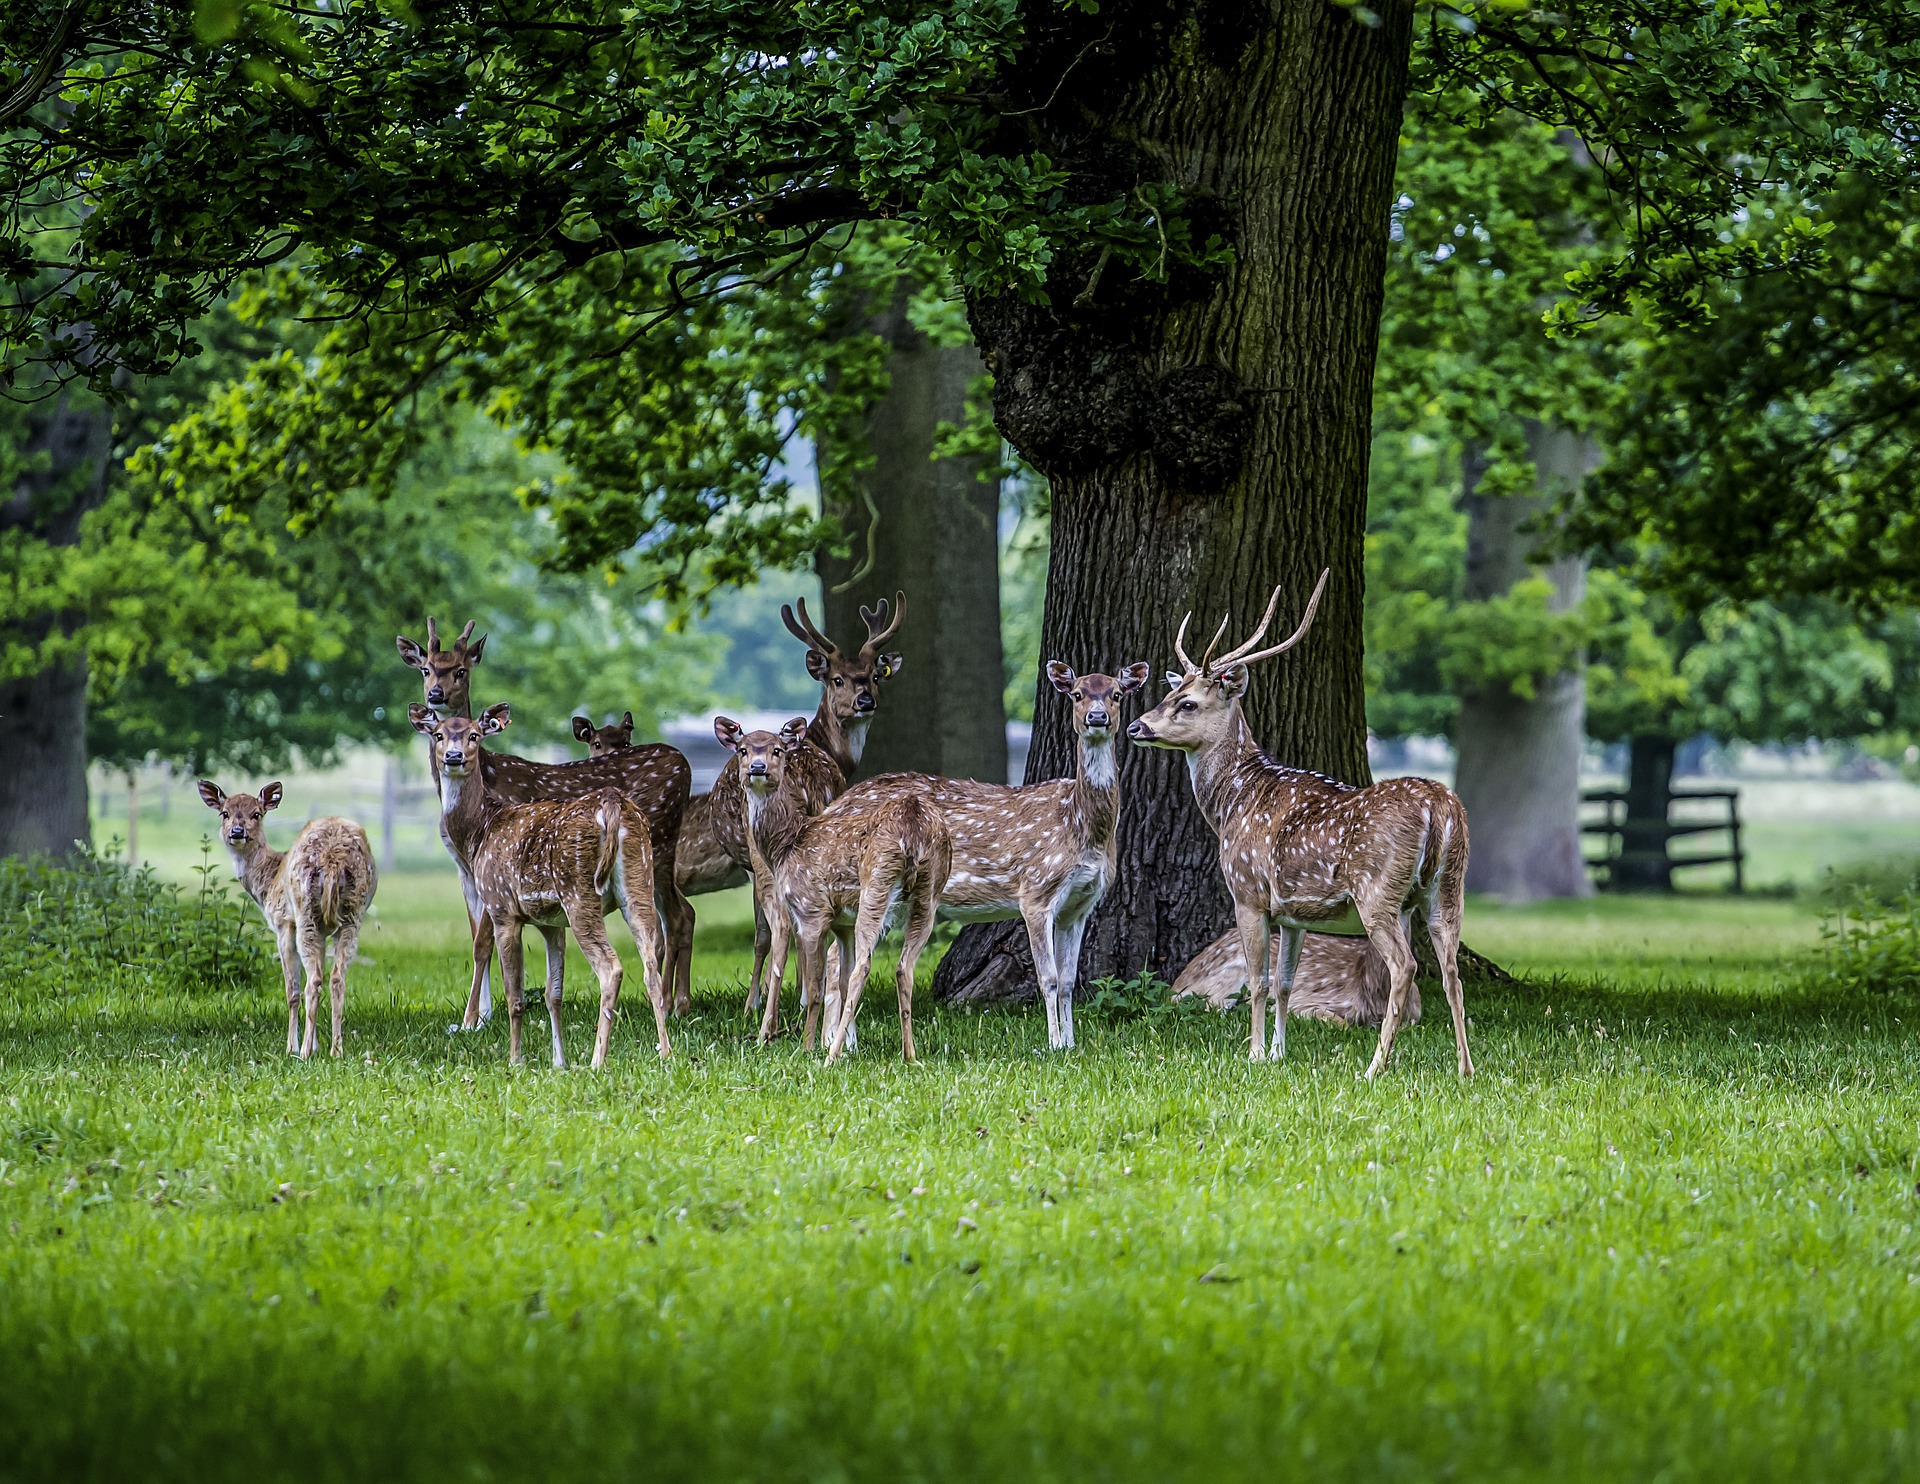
top-left (1128, 572), bottom-right (1473, 1078)
top-left (396, 618), bottom-right (693, 1027)
top-left (674, 594), bottom-right (906, 1015)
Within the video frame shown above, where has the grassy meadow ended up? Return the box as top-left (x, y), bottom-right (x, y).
top-left (7, 827), bottom-right (1920, 1482)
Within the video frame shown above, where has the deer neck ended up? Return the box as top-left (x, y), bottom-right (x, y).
top-left (807, 703), bottom-right (867, 779)
top-left (225, 839), bottom-right (288, 910)
top-left (1072, 729), bottom-right (1121, 851)
top-left (743, 779), bottom-right (807, 870)
top-left (436, 752), bottom-right (496, 859)
top-left (1187, 710), bottom-right (1266, 833)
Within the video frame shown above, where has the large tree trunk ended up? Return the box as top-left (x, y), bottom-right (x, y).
top-left (937, 2), bottom-right (1411, 1003)
top-left (0, 393), bottom-right (113, 859)
top-left (1452, 424), bottom-right (1597, 900)
top-left (819, 280), bottom-right (1008, 783)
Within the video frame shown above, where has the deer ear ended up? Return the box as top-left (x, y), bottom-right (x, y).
top-left (1165, 670), bottom-right (1185, 689)
top-left (620, 711), bottom-right (634, 730)
top-left (1219, 665), bottom-right (1250, 700)
top-left (780, 718), bottom-right (811, 746)
top-left (572, 716), bottom-right (595, 743)
top-left (713, 717), bottom-right (745, 752)
top-left (197, 779), bottom-right (226, 810)
top-left (1117, 662), bottom-right (1151, 695)
top-left (466, 633), bottom-right (487, 664)
top-left (259, 782), bottom-right (283, 811)
top-left (1045, 660), bottom-right (1077, 694)
top-left (877, 652), bottom-right (904, 681)
top-left (479, 703), bottom-right (511, 735)
top-left (395, 635), bottom-right (427, 671)
top-left (407, 703), bottom-right (436, 734)
top-left (803, 648), bottom-right (831, 683)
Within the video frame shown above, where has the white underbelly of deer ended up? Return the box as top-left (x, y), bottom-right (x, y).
top-left (1272, 898), bottom-right (1368, 936)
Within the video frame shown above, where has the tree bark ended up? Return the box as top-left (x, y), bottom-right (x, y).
top-left (0, 392), bottom-right (113, 860)
top-left (937, 2), bottom-right (1411, 1002)
top-left (820, 280), bottom-right (1008, 783)
top-left (1452, 423), bottom-right (1597, 900)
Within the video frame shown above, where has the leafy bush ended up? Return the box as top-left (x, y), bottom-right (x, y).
top-left (0, 844), bottom-right (273, 997)
top-left (1081, 967), bottom-right (1203, 1025)
top-left (1815, 877), bottom-right (1920, 996)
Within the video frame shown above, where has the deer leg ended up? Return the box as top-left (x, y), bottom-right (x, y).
top-left (567, 911), bottom-right (624, 1071)
top-left (329, 921), bottom-right (360, 1059)
top-left (1234, 904), bottom-right (1273, 1062)
top-left (276, 925), bottom-right (302, 1056)
top-left (825, 925), bottom-right (858, 1054)
top-left (656, 861), bottom-right (693, 1017)
top-left (536, 924), bottom-right (568, 1070)
top-left (894, 886), bottom-right (941, 1065)
top-left (1362, 904), bottom-right (1419, 1080)
top-left (625, 874), bottom-right (671, 1062)
top-left (454, 867), bottom-right (495, 1031)
top-left (1053, 909), bottom-right (1092, 1052)
top-left (758, 909), bottom-right (792, 1045)
top-left (1020, 902), bottom-right (1064, 1051)
top-left (295, 918), bottom-right (326, 1062)
top-left (1425, 890), bottom-right (1474, 1079)
top-left (746, 876), bottom-right (773, 1016)
top-left (799, 929), bottom-right (829, 1052)
top-left (1270, 924), bottom-right (1304, 1062)
top-left (827, 914), bottom-right (880, 1065)
top-left (497, 921), bottom-right (528, 1067)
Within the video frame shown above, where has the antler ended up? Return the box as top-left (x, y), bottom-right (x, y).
top-left (426, 616), bottom-right (440, 654)
top-left (456, 619), bottom-right (477, 648)
top-left (1196, 612), bottom-right (1233, 672)
top-left (1215, 569), bottom-right (1330, 671)
top-left (781, 597), bottom-right (838, 655)
top-left (859, 590), bottom-right (906, 652)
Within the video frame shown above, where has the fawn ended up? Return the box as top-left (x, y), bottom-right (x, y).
top-left (727, 718), bottom-right (950, 1062)
top-left (411, 704), bottom-right (670, 1068)
top-left (198, 781), bottom-right (376, 1059)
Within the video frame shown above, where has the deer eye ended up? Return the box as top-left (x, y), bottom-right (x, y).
top-left (833, 676), bottom-right (844, 686)
top-left (1072, 691), bottom-right (1082, 702)
top-left (1178, 699), bottom-right (1198, 713)
top-left (454, 669), bottom-right (465, 678)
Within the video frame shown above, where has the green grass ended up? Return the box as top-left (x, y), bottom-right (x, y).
top-left (5, 872), bottom-right (1920, 1482)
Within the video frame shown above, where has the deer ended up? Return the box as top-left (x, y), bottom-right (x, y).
top-left (1173, 930), bottom-right (1421, 1027)
top-left (409, 703), bottom-right (670, 1069)
top-left (673, 593), bottom-right (906, 1018)
top-left (785, 658), bottom-right (1151, 1052)
top-left (197, 781), bottom-right (377, 1059)
top-left (573, 711), bottom-right (635, 758)
top-left (1126, 570), bottom-right (1472, 1078)
top-left (396, 618), bottom-right (693, 1026)
top-left (723, 718), bottom-right (950, 1062)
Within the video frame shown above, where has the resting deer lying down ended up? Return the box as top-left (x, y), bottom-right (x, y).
top-left (198, 781), bottom-right (376, 1059)
top-left (1129, 570), bottom-right (1470, 1077)
top-left (727, 718), bottom-right (950, 1063)
top-left (412, 704), bottom-right (670, 1069)
top-left (1173, 931), bottom-right (1420, 1026)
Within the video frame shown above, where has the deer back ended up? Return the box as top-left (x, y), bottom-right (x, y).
top-left (283, 818), bottom-right (377, 934)
top-left (479, 743), bottom-right (690, 860)
top-left (468, 788), bottom-right (640, 922)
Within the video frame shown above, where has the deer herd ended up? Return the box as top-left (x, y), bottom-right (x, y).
top-left (197, 575), bottom-right (1476, 1081)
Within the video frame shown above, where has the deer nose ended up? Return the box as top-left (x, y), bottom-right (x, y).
top-left (427, 685), bottom-right (446, 703)
top-left (853, 694), bottom-right (875, 713)
top-left (1126, 719), bottom-right (1151, 741)
top-left (227, 827), bottom-right (246, 841)
top-left (1086, 708), bottom-right (1110, 729)
top-left (444, 748), bottom-right (465, 767)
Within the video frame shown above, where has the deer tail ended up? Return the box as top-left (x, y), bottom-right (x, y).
top-left (593, 793), bottom-right (622, 898)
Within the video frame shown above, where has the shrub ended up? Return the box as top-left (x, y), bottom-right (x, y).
top-left (0, 844), bottom-right (273, 997)
top-left (1815, 878), bottom-right (1920, 996)
top-left (1081, 966), bottom-right (1203, 1025)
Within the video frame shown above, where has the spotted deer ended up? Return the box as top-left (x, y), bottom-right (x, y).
top-left (197, 781), bottom-right (377, 1059)
top-left (674, 594), bottom-right (905, 1015)
top-left (396, 619), bottom-right (693, 1026)
top-left (1173, 930), bottom-right (1420, 1027)
top-left (724, 718), bottom-right (949, 1062)
top-left (1127, 571), bottom-right (1472, 1077)
top-left (410, 704), bottom-right (670, 1068)
top-left (807, 659), bottom-right (1151, 1051)
top-left (573, 711), bottom-right (635, 758)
